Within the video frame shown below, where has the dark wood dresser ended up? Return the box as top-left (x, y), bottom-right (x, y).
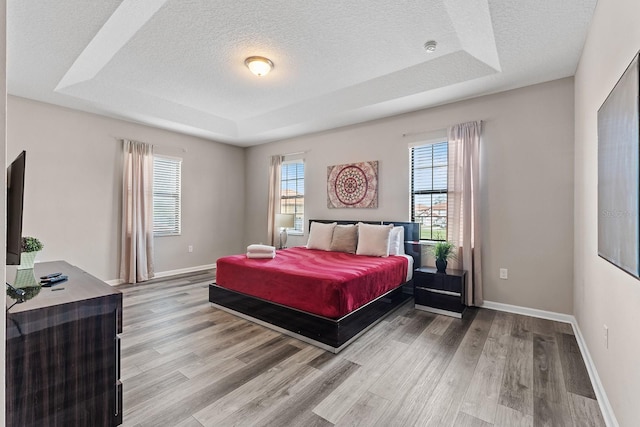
top-left (6, 261), bottom-right (123, 426)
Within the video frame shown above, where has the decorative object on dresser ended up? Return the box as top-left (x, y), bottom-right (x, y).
top-left (17, 236), bottom-right (43, 270)
top-left (327, 161), bottom-right (378, 208)
top-left (429, 240), bottom-right (457, 273)
top-left (6, 261), bottom-right (123, 426)
top-left (414, 266), bottom-right (466, 318)
top-left (275, 213), bottom-right (295, 249)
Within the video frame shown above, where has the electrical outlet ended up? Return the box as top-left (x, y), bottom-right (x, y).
top-left (604, 324), bottom-right (608, 349)
top-left (188, 245), bottom-right (193, 253)
top-left (499, 268), bottom-right (508, 279)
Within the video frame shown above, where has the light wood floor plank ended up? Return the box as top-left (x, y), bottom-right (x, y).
top-left (211, 367), bottom-right (322, 427)
top-left (371, 309), bottom-right (480, 427)
top-left (172, 416), bottom-right (204, 427)
top-left (424, 312), bottom-right (454, 335)
top-left (118, 271), bottom-right (605, 427)
top-left (532, 333), bottom-right (569, 407)
top-left (494, 405), bottom-right (533, 427)
top-left (533, 395), bottom-right (573, 427)
top-left (459, 311), bottom-right (513, 423)
top-left (554, 321), bottom-right (574, 335)
top-left (567, 392), bottom-right (606, 427)
top-left (498, 320), bottom-right (534, 416)
top-left (453, 411), bottom-right (494, 427)
top-left (135, 343), bottom-right (301, 426)
top-left (124, 370), bottom-right (190, 410)
top-left (257, 358), bottom-right (360, 427)
top-left (313, 338), bottom-right (409, 423)
top-left (333, 392), bottom-right (390, 427)
top-left (416, 309), bottom-right (496, 427)
top-left (124, 351), bottom-right (200, 394)
top-left (556, 332), bottom-right (597, 399)
top-left (122, 355), bottom-right (247, 424)
top-left (193, 355), bottom-right (322, 426)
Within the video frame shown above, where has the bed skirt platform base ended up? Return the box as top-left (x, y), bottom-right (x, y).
top-left (208, 283), bottom-right (412, 353)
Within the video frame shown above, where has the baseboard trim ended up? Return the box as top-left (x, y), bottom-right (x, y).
top-left (481, 300), bottom-right (574, 324)
top-left (480, 300), bottom-right (618, 427)
top-left (105, 263), bottom-right (216, 287)
top-left (571, 321), bottom-right (619, 427)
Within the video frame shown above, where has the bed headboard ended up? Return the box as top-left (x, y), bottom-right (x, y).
top-left (308, 220), bottom-right (421, 268)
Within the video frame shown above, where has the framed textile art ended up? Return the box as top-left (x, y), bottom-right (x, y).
top-left (327, 161), bottom-right (378, 208)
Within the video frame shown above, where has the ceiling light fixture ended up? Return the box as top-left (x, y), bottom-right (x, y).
top-left (424, 40), bottom-right (437, 52)
top-left (245, 56), bottom-right (274, 77)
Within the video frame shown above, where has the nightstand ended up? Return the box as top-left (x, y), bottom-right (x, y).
top-left (414, 267), bottom-right (467, 318)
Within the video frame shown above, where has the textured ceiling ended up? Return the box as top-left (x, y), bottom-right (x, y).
top-left (8, 0), bottom-right (596, 146)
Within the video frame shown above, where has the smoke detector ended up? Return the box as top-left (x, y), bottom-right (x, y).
top-left (424, 40), bottom-right (437, 52)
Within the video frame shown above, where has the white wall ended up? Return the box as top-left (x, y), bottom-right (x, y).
top-left (7, 96), bottom-right (245, 281)
top-left (245, 78), bottom-right (575, 314)
top-left (574, 0), bottom-right (640, 425)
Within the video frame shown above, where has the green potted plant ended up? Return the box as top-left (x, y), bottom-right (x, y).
top-left (430, 241), bottom-right (457, 273)
top-left (18, 236), bottom-right (43, 270)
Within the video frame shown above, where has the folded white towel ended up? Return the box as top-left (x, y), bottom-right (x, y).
top-left (246, 252), bottom-right (276, 259)
top-left (247, 244), bottom-right (276, 254)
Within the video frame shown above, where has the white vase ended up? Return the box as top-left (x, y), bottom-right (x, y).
top-left (17, 251), bottom-right (39, 270)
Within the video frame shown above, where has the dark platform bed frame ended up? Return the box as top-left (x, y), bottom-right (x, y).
top-left (209, 220), bottom-right (421, 353)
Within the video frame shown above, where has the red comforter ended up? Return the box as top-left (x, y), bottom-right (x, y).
top-left (215, 246), bottom-right (409, 318)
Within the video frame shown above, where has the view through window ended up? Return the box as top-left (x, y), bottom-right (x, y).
top-left (411, 142), bottom-right (448, 240)
top-left (280, 160), bottom-right (304, 233)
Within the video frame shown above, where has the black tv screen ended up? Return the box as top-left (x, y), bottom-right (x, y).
top-left (6, 151), bottom-right (26, 265)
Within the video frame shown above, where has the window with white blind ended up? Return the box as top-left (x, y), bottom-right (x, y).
top-left (153, 155), bottom-right (182, 236)
top-left (411, 141), bottom-right (448, 241)
top-left (280, 160), bottom-right (305, 233)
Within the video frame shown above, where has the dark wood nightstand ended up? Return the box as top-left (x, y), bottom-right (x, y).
top-left (414, 267), bottom-right (467, 318)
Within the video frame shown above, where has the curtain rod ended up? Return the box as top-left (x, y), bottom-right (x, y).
top-left (270, 150), bottom-right (309, 158)
top-left (402, 120), bottom-right (484, 138)
top-left (284, 150), bottom-right (308, 156)
top-left (113, 136), bottom-right (187, 153)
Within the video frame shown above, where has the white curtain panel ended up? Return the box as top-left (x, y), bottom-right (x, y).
top-left (120, 139), bottom-right (155, 284)
top-left (448, 121), bottom-right (483, 306)
top-left (267, 155), bottom-right (283, 247)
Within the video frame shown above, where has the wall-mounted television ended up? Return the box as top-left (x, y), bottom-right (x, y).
top-left (597, 51), bottom-right (640, 278)
top-left (6, 151), bottom-right (26, 265)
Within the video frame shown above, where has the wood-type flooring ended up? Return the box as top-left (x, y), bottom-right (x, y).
top-left (118, 271), bottom-right (605, 427)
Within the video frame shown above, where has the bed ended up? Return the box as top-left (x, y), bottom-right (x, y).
top-left (209, 220), bottom-right (421, 353)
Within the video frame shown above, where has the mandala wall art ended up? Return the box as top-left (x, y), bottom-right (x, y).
top-left (327, 161), bottom-right (378, 208)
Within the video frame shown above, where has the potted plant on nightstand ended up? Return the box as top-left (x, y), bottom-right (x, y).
top-left (431, 241), bottom-right (457, 273)
top-left (18, 236), bottom-right (43, 270)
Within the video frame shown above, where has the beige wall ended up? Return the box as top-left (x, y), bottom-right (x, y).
top-left (7, 96), bottom-right (245, 281)
top-left (574, 0), bottom-right (640, 425)
top-left (245, 78), bottom-right (575, 314)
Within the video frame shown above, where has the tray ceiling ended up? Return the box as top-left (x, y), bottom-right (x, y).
top-left (8, 0), bottom-right (596, 146)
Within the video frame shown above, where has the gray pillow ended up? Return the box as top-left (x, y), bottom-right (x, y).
top-left (330, 224), bottom-right (358, 253)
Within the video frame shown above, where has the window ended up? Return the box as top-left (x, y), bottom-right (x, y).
top-left (280, 160), bottom-right (304, 233)
top-left (153, 155), bottom-right (182, 236)
top-left (411, 141), bottom-right (448, 240)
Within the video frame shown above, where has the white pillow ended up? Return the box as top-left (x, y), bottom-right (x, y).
top-left (388, 226), bottom-right (405, 256)
top-left (306, 222), bottom-right (337, 251)
top-left (356, 223), bottom-right (393, 257)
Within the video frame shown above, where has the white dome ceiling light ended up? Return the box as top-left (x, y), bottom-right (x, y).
top-left (245, 56), bottom-right (274, 77)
